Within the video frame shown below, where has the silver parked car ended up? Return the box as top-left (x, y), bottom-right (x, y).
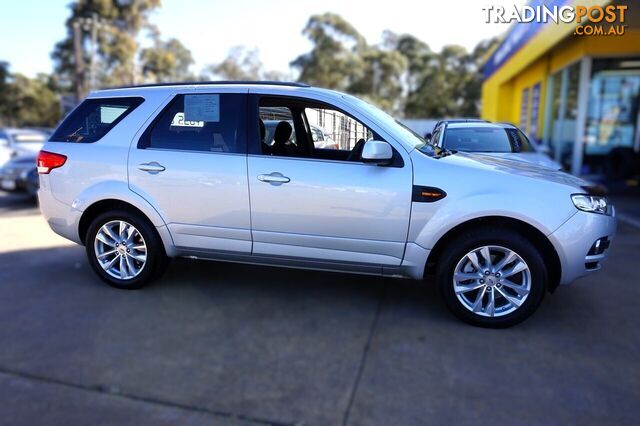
top-left (430, 121), bottom-right (563, 170)
top-left (0, 154), bottom-right (39, 195)
top-left (38, 81), bottom-right (616, 327)
top-left (0, 128), bottom-right (49, 169)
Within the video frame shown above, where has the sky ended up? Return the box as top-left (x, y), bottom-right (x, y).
top-left (0, 0), bottom-right (526, 78)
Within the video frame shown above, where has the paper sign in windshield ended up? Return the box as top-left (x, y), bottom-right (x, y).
top-left (184, 94), bottom-right (220, 122)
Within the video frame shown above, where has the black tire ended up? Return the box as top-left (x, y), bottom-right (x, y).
top-left (436, 228), bottom-right (547, 328)
top-left (85, 210), bottom-right (168, 289)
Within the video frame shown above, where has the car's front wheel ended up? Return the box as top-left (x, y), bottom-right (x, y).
top-left (85, 210), bottom-right (167, 289)
top-left (437, 228), bottom-right (547, 328)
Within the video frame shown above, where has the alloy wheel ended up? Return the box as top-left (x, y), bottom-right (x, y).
top-left (453, 245), bottom-right (531, 317)
top-left (94, 220), bottom-right (147, 280)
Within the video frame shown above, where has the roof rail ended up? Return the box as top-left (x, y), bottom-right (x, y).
top-left (106, 80), bottom-right (311, 90)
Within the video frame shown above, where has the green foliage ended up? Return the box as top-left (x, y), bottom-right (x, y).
top-left (293, 14), bottom-right (496, 118)
top-left (347, 47), bottom-right (407, 114)
top-left (140, 37), bottom-right (194, 83)
top-left (51, 0), bottom-right (162, 92)
top-left (0, 65), bottom-right (61, 127)
top-left (203, 47), bottom-right (289, 82)
top-left (291, 13), bottom-right (367, 91)
top-left (204, 47), bottom-right (263, 81)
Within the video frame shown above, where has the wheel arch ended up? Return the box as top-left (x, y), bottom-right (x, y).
top-left (424, 216), bottom-right (562, 292)
top-left (79, 199), bottom-right (152, 244)
top-left (77, 199), bottom-right (176, 257)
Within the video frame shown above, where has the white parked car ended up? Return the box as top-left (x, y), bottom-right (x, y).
top-left (37, 81), bottom-right (616, 327)
top-left (429, 121), bottom-right (563, 170)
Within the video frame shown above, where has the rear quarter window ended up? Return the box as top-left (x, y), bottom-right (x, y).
top-left (50, 97), bottom-right (144, 143)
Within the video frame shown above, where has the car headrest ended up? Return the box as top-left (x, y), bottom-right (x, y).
top-left (273, 121), bottom-right (292, 144)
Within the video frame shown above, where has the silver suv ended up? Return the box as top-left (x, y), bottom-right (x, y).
top-left (38, 82), bottom-right (616, 327)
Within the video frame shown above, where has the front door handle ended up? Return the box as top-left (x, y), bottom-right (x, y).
top-left (138, 162), bottom-right (166, 174)
top-left (257, 172), bottom-right (290, 185)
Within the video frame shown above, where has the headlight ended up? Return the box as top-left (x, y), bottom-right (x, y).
top-left (571, 194), bottom-right (608, 214)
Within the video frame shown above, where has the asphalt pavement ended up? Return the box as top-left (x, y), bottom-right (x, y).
top-left (0, 191), bottom-right (639, 426)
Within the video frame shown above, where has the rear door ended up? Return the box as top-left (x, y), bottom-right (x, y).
top-left (128, 89), bottom-right (252, 253)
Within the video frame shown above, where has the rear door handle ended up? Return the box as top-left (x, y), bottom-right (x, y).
top-left (257, 172), bottom-right (290, 185)
top-left (138, 162), bottom-right (166, 174)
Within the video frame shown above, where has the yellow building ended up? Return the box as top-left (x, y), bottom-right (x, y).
top-left (481, 0), bottom-right (640, 177)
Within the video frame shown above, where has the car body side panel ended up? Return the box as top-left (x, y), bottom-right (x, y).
top-left (247, 156), bottom-right (412, 266)
top-left (128, 150), bottom-right (252, 253)
top-left (407, 150), bottom-right (578, 251)
top-left (38, 177), bottom-right (177, 256)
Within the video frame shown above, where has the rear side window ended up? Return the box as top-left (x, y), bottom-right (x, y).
top-left (140, 93), bottom-right (246, 153)
top-left (50, 97), bottom-right (143, 143)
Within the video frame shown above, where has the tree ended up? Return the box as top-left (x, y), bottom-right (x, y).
top-left (461, 37), bottom-right (500, 117)
top-left (291, 13), bottom-right (367, 90)
top-left (51, 0), bottom-right (162, 96)
top-left (140, 37), bottom-right (194, 83)
top-left (204, 47), bottom-right (262, 80)
top-left (0, 61), bottom-right (9, 90)
top-left (0, 64), bottom-right (61, 128)
top-left (348, 47), bottom-right (406, 114)
top-left (203, 47), bottom-right (288, 81)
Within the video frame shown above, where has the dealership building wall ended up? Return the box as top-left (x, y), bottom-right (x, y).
top-left (481, 0), bottom-right (640, 177)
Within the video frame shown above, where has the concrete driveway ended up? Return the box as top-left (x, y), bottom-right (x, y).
top-left (0, 192), bottom-right (639, 425)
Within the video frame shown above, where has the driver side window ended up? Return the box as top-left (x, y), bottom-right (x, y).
top-left (304, 107), bottom-right (373, 152)
top-left (255, 96), bottom-right (377, 163)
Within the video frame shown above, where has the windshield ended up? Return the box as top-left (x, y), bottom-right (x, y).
top-left (442, 127), bottom-right (534, 153)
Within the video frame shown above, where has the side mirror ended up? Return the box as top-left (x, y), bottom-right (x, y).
top-left (424, 132), bottom-right (432, 142)
top-left (362, 140), bottom-right (393, 165)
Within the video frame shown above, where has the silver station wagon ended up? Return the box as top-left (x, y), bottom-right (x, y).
top-left (38, 81), bottom-right (616, 327)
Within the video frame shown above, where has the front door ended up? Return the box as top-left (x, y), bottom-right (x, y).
top-left (247, 94), bottom-right (413, 266)
top-left (129, 91), bottom-right (252, 253)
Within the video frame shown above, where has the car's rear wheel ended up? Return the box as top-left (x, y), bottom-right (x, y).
top-left (437, 228), bottom-right (547, 328)
top-left (85, 210), bottom-right (167, 289)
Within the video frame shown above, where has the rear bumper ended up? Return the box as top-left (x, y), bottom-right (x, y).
top-left (37, 178), bottom-right (82, 244)
top-left (549, 207), bottom-right (617, 285)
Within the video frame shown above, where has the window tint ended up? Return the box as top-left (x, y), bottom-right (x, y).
top-left (304, 107), bottom-right (372, 151)
top-left (51, 97), bottom-right (143, 143)
top-left (443, 127), bottom-right (534, 153)
top-left (142, 93), bottom-right (246, 153)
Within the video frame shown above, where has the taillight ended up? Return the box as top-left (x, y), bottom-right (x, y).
top-left (37, 150), bottom-right (67, 174)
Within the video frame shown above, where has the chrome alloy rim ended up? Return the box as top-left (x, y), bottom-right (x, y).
top-left (94, 220), bottom-right (147, 280)
top-left (453, 245), bottom-right (531, 317)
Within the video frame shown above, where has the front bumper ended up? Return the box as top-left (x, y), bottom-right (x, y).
top-left (549, 207), bottom-right (617, 285)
